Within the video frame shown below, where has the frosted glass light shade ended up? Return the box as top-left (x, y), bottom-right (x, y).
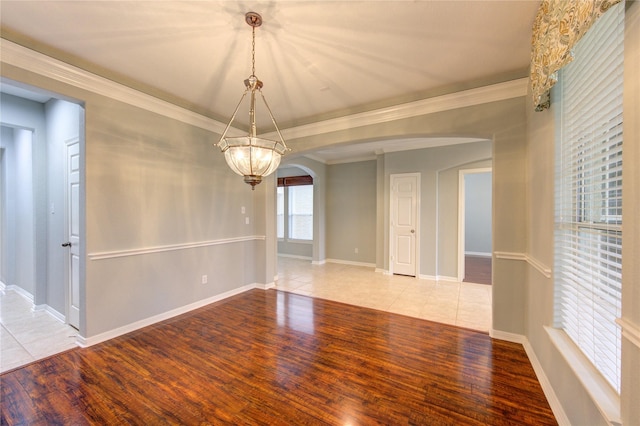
top-left (219, 136), bottom-right (287, 187)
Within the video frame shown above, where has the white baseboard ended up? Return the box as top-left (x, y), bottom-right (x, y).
top-left (77, 283), bottom-right (268, 347)
top-left (33, 304), bottom-right (66, 323)
top-left (278, 254), bottom-right (312, 260)
top-left (311, 259), bottom-right (326, 265)
top-left (325, 258), bottom-right (375, 268)
top-left (490, 329), bottom-right (569, 426)
top-left (437, 275), bottom-right (459, 283)
top-left (259, 281), bottom-right (276, 290)
top-left (490, 328), bottom-right (527, 344)
top-left (0, 280), bottom-right (5, 292)
top-left (5, 285), bottom-right (34, 304)
top-left (523, 339), bottom-right (571, 426)
top-left (465, 251), bottom-right (492, 257)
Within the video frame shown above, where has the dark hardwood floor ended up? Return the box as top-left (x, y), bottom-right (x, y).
top-left (464, 255), bottom-right (492, 285)
top-left (1, 289), bottom-right (555, 425)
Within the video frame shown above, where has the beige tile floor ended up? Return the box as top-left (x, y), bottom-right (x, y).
top-left (0, 289), bottom-right (79, 373)
top-left (276, 257), bottom-right (492, 333)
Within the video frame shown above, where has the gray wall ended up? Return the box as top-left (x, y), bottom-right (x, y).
top-left (438, 159), bottom-right (492, 277)
top-left (1, 94), bottom-right (46, 298)
top-left (2, 59), bottom-right (265, 338)
top-left (283, 97), bottom-right (527, 336)
top-left (384, 143), bottom-right (492, 279)
top-left (464, 172), bottom-right (492, 255)
top-left (84, 97), bottom-right (259, 336)
top-left (0, 126), bottom-right (34, 293)
top-left (45, 99), bottom-right (81, 314)
top-left (326, 160), bottom-right (377, 264)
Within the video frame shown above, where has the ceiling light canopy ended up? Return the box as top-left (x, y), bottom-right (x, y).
top-left (215, 12), bottom-right (289, 189)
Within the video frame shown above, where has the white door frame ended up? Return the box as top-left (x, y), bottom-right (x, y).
top-left (389, 173), bottom-right (420, 276)
top-left (457, 168), bottom-right (492, 281)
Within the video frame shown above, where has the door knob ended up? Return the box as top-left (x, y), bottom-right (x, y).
top-left (61, 242), bottom-right (71, 247)
top-left (410, 229), bottom-right (415, 233)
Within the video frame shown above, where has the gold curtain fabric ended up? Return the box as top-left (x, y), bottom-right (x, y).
top-left (530, 0), bottom-right (622, 111)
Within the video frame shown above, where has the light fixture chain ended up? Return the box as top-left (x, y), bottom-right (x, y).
top-left (252, 25), bottom-right (256, 76)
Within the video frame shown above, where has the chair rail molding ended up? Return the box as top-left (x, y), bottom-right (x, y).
top-left (88, 235), bottom-right (265, 261)
top-left (616, 317), bottom-right (640, 350)
top-left (494, 251), bottom-right (552, 279)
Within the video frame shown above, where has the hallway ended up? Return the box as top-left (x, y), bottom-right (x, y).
top-left (0, 289), bottom-right (78, 373)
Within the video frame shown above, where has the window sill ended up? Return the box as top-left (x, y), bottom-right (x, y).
top-left (545, 327), bottom-right (621, 425)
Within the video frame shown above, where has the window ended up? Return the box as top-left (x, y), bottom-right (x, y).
top-left (554, 2), bottom-right (623, 393)
top-left (277, 175), bottom-right (313, 241)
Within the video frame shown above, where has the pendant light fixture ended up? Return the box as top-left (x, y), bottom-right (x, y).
top-left (215, 12), bottom-right (289, 189)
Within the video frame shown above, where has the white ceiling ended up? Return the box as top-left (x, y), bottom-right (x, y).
top-left (0, 0), bottom-right (539, 163)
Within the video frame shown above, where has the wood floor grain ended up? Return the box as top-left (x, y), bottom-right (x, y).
top-left (0, 289), bottom-right (556, 425)
top-left (464, 255), bottom-right (492, 285)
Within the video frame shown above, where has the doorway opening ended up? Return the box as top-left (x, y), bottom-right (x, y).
top-left (457, 168), bottom-right (492, 284)
top-left (0, 81), bottom-right (85, 371)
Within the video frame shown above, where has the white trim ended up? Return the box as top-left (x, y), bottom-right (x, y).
top-left (277, 253), bottom-right (312, 261)
top-left (522, 339), bottom-right (572, 426)
top-left (436, 275), bottom-right (459, 283)
top-left (419, 274), bottom-right (437, 281)
top-left (77, 283), bottom-right (268, 347)
top-left (325, 258), bottom-right (376, 268)
top-left (616, 317), bottom-right (640, 350)
top-left (0, 39), bottom-right (237, 136)
top-left (257, 282), bottom-right (276, 290)
top-left (490, 328), bottom-right (527, 343)
top-left (465, 251), bottom-right (492, 258)
top-left (261, 79), bottom-right (527, 141)
top-left (32, 304), bottom-right (66, 323)
top-left (494, 251), bottom-right (527, 261)
top-left (0, 280), bottom-right (5, 292)
top-left (0, 42), bottom-right (527, 150)
top-left (4, 285), bottom-right (34, 304)
top-left (494, 251), bottom-right (552, 279)
top-left (526, 254), bottom-right (552, 279)
top-left (546, 327), bottom-right (621, 426)
top-left (88, 235), bottom-right (265, 260)
top-left (311, 259), bottom-right (326, 265)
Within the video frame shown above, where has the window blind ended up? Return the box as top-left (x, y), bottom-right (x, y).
top-left (555, 2), bottom-right (624, 393)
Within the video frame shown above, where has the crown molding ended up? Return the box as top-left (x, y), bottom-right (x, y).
top-left (262, 78), bottom-right (528, 141)
top-left (2, 38), bottom-right (526, 142)
top-left (0, 39), bottom-right (238, 135)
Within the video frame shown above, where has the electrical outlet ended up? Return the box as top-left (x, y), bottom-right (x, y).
top-left (355, 248), bottom-right (359, 254)
top-left (201, 275), bottom-right (208, 284)
top-left (241, 206), bottom-right (246, 214)
top-left (245, 217), bottom-right (250, 225)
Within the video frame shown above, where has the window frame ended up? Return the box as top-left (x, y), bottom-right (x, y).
top-left (277, 175), bottom-right (314, 243)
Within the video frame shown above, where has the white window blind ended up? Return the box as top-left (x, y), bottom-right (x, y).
top-left (288, 185), bottom-right (313, 241)
top-left (555, 2), bottom-right (624, 393)
top-left (277, 186), bottom-right (284, 239)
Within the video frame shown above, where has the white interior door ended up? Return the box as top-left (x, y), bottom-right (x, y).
top-left (391, 174), bottom-right (419, 276)
top-left (65, 140), bottom-right (80, 329)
